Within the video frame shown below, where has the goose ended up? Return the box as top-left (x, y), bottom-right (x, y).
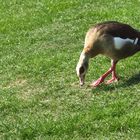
top-left (76, 21), bottom-right (140, 87)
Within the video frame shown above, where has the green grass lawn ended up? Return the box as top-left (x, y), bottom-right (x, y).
top-left (0, 0), bottom-right (140, 139)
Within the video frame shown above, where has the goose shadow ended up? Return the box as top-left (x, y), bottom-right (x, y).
top-left (91, 72), bottom-right (140, 93)
top-left (122, 72), bottom-right (140, 87)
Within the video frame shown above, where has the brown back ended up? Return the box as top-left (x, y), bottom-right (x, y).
top-left (94, 21), bottom-right (140, 39)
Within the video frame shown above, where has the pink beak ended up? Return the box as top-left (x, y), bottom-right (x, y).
top-left (79, 75), bottom-right (85, 86)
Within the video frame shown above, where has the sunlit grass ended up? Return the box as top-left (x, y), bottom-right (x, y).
top-left (0, 0), bottom-right (140, 139)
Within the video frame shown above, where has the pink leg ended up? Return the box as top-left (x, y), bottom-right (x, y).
top-left (106, 62), bottom-right (119, 84)
top-left (90, 60), bottom-right (117, 87)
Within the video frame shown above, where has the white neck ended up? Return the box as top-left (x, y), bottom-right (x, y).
top-left (79, 52), bottom-right (89, 64)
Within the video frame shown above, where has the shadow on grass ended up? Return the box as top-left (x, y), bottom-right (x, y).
top-left (123, 72), bottom-right (140, 86)
top-left (91, 72), bottom-right (140, 93)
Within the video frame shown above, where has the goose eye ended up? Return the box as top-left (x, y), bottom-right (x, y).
top-left (79, 66), bottom-right (85, 74)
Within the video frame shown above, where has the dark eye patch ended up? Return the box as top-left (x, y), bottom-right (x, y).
top-left (79, 66), bottom-right (85, 74)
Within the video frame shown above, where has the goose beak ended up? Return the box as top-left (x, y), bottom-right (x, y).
top-left (79, 75), bottom-right (85, 86)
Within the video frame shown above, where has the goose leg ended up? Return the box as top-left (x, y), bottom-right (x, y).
top-left (90, 60), bottom-right (117, 87)
top-left (106, 60), bottom-right (119, 84)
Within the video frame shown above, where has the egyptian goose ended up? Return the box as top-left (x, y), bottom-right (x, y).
top-left (76, 21), bottom-right (140, 87)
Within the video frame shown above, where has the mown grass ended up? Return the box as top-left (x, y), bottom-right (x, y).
top-left (0, 0), bottom-right (140, 139)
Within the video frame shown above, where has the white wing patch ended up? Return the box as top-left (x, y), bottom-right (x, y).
top-left (113, 37), bottom-right (136, 50)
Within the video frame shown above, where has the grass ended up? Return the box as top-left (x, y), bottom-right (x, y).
top-left (0, 0), bottom-right (140, 139)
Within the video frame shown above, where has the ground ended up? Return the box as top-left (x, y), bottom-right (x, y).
top-left (0, 0), bottom-right (140, 139)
